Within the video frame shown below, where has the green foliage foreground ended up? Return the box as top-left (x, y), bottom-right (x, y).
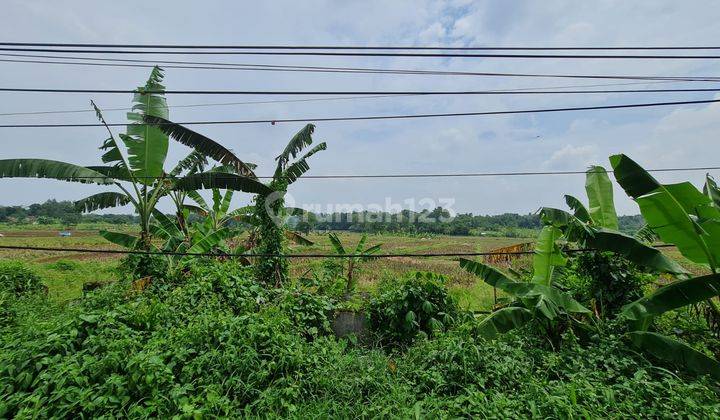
top-left (1, 262), bottom-right (719, 418)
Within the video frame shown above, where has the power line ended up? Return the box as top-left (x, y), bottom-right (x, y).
top-left (3, 87), bottom-right (720, 96)
top-left (0, 95), bottom-right (411, 117)
top-left (3, 52), bottom-right (719, 83)
top-left (0, 244), bottom-right (677, 258)
top-left (0, 80), bottom-right (690, 118)
top-left (4, 42), bottom-right (720, 51)
top-left (1, 98), bottom-right (718, 128)
top-left (3, 47), bottom-right (720, 59)
top-left (8, 166), bottom-right (719, 180)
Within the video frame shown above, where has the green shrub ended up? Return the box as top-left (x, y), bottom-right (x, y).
top-left (1, 260), bottom-right (719, 418)
top-left (0, 291), bottom-right (14, 327)
top-left (116, 253), bottom-right (169, 282)
top-left (368, 271), bottom-right (461, 346)
top-left (0, 260), bottom-right (44, 297)
top-left (563, 251), bottom-right (653, 318)
top-left (277, 288), bottom-right (335, 338)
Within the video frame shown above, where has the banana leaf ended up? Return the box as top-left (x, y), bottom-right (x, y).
top-left (476, 307), bottom-right (533, 338)
top-left (583, 229), bottom-right (689, 276)
top-left (531, 225), bottom-right (566, 285)
top-left (173, 172), bottom-right (273, 196)
top-left (585, 165), bottom-right (619, 229)
top-left (564, 194), bottom-right (591, 223)
top-left (123, 67), bottom-right (169, 185)
top-left (621, 273), bottom-right (720, 321)
top-left (99, 230), bottom-right (139, 249)
top-left (74, 192), bottom-right (131, 213)
top-left (0, 159), bottom-right (114, 185)
top-left (629, 331), bottom-right (720, 380)
top-left (144, 115), bottom-right (256, 177)
top-left (275, 124), bottom-right (315, 175)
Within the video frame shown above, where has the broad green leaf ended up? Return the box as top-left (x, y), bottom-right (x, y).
top-left (282, 142), bottom-right (327, 184)
top-left (703, 174), bottom-right (720, 208)
top-left (611, 154), bottom-right (720, 267)
top-left (636, 190), bottom-right (717, 265)
top-left (476, 307), bottom-right (533, 338)
top-left (152, 210), bottom-right (182, 239)
top-left (609, 154), bottom-right (661, 198)
top-left (539, 207), bottom-right (592, 242)
top-left (168, 150), bottom-right (208, 177)
top-left (186, 190), bottom-right (209, 211)
top-left (86, 165), bottom-right (132, 181)
top-left (220, 190), bottom-right (233, 215)
top-left (74, 192), bottom-right (131, 213)
top-left (362, 244), bottom-right (383, 257)
top-left (121, 130), bottom-right (168, 186)
top-left (629, 331), bottom-right (720, 380)
top-left (275, 124), bottom-right (315, 175)
top-left (328, 232), bottom-right (346, 254)
top-left (173, 172), bottom-right (273, 196)
top-left (144, 115), bottom-right (256, 177)
top-left (583, 229), bottom-right (689, 276)
top-left (99, 230), bottom-right (139, 249)
top-left (354, 234), bottom-right (369, 255)
top-left (459, 258), bottom-right (518, 289)
top-left (531, 226), bottom-right (566, 285)
top-left (123, 67), bottom-right (169, 185)
top-left (585, 165), bottom-right (618, 229)
top-left (504, 283), bottom-right (591, 315)
top-left (621, 273), bottom-right (720, 321)
top-left (0, 159), bottom-right (114, 185)
top-left (564, 194), bottom-right (591, 223)
top-left (185, 227), bottom-right (233, 255)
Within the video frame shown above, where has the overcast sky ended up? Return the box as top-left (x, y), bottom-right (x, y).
top-left (2, 0), bottom-right (720, 216)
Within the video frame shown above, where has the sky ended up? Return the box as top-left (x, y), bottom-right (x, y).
top-left (2, 0), bottom-right (720, 216)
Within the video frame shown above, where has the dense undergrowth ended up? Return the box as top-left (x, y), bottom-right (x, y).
top-left (1, 260), bottom-right (719, 418)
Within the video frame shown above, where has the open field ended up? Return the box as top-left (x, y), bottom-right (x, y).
top-left (0, 226), bottom-right (708, 309)
top-left (0, 226), bottom-right (533, 308)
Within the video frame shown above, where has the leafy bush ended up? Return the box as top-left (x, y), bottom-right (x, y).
top-left (368, 271), bottom-right (461, 346)
top-left (277, 288), bottom-right (335, 338)
top-left (170, 260), bottom-right (266, 315)
top-left (1, 265), bottom-right (719, 418)
top-left (564, 251), bottom-right (653, 318)
top-left (116, 253), bottom-right (169, 282)
top-left (0, 260), bottom-right (45, 297)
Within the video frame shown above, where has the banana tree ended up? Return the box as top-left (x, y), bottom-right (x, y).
top-left (150, 209), bottom-right (247, 274)
top-left (254, 124), bottom-right (327, 286)
top-left (540, 166), bottom-right (688, 277)
top-left (143, 117), bottom-right (326, 286)
top-left (0, 67), bottom-right (260, 250)
top-left (610, 154), bottom-right (720, 379)
top-left (460, 224), bottom-right (591, 347)
top-left (327, 232), bottom-right (382, 297)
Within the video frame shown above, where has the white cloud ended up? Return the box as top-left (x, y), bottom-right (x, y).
top-left (2, 1), bottom-right (720, 216)
top-left (543, 144), bottom-right (598, 170)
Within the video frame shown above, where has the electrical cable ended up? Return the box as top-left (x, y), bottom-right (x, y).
top-left (3, 47), bottom-right (720, 59)
top-left (3, 52), bottom-right (718, 82)
top-left (1, 98), bottom-right (718, 128)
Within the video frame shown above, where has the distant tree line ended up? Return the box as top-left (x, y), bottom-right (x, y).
top-left (0, 200), bottom-right (138, 225)
top-left (290, 207), bottom-right (645, 237)
top-left (1, 200), bottom-right (645, 236)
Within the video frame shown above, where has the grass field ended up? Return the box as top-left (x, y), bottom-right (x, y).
top-left (0, 226), bottom-right (532, 309)
top-left (0, 225), bottom-right (707, 310)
